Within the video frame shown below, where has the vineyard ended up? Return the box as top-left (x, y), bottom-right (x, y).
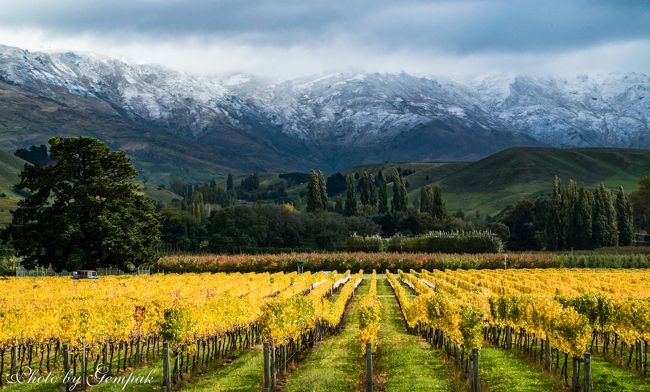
top-left (0, 269), bottom-right (648, 391)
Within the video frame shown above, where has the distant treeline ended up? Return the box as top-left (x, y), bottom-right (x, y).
top-left (345, 231), bottom-right (503, 253)
top-left (160, 168), bottom-right (649, 253)
top-left (501, 177), bottom-right (634, 251)
top-left (155, 251), bottom-right (650, 274)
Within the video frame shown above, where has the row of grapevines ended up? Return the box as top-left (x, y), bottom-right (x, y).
top-left (0, 272), bottom-right (325, 385)
top-left (396, 270), bottom-right (484, 352)
top-left (359, 271), bottom-right (380, 354)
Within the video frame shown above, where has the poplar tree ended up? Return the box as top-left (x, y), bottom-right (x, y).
top-left (317, 170), bottom-right (328, 210)
top-left (420, 186), bottom-right (431, 213)
top-left (378, 171), bottom-right (388, 214)
top-left (592, 183), bottom-right (618, 247)
top-left (616, 186), bottom-right (634, 246)
top-left (391, 170), bottom-right (407, 212)
top-left (344, 174), bottom-right (357, 216)
top-left (306, 170), bottom-right (323, 212)
top-left (575, 186), bottom-right (594, 249)
top-left (545, 176), bottom-right (564, 250)
top-left (226, 173), bottom-right (234, 192)
top-left (432, 186), bottom-right (446, 220)
top-left (564, 179), bottom-right (578, 247)
top-left (360, 171), bottom-right (370, 205)
top-left (368, 173), bottom-right (377, 207)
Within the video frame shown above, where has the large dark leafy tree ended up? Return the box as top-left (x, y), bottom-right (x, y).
top-left (3, 137), bottom-right (161, 272)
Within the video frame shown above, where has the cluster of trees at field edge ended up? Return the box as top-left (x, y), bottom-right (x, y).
top-left (161, 168), bottom-right (475, 253)
top-left (501, 177), bottom-right (634, 251)
top-left (162, 166), bottom-right (641, 254)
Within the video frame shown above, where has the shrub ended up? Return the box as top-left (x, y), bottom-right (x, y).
top-left (387, 231), bottom-right (503, 253)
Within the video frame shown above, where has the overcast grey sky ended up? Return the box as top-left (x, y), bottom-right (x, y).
top-left (0, 0), bottom-right (648, 78)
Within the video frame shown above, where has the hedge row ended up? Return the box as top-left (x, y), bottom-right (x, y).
top-left (153, 251), bottom-right (650, 273)
top-left (345, 231), bottom-right (504, 253)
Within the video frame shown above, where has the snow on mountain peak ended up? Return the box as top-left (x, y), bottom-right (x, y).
top-left (0, 45), bottom-right (648, 149)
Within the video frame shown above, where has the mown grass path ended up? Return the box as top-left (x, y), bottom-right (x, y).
top-left (181, 349), bottom-right (263, 392)
top-left (479, 347), bottom-right (558, 392)
top-left (281, 279), bottom-right (367, 392)
top-left (376, 277), bottom-right (453, 392)
top-left (590, 354), bottom-right (650, 392)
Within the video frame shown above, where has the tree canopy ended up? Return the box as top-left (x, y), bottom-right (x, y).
top-left (3, 137), bottom-right (161, 271)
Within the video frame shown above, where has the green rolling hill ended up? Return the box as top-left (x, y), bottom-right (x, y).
top-left (0, 151), bottom-right (27, 224)
top-left (207, 147), bottom-right (650, 217)
top-left (0, 150), bottom-right (27, 199)
top-left (407, 147), bottom-right (650, 216)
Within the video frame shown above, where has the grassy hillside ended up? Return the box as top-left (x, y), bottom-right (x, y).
top-left (0, 151), bottom-right (27, 224)
top-left (0, 150), bottom-right (27, 199)
top-left (205, 147), bottom-right (650, 217)
top-left (408, 147), bottom-right (650, 216)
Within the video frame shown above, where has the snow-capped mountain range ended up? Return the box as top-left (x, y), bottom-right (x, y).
top-left (0, 44), bottom-right (648, 179)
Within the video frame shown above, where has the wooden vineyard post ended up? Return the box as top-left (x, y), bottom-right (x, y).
top-left (102, 344), bottom-right (108, 372)
top-left (82, 342), bottom-right (87, 388)
top-left (471, 347), bottom-right (480, 392)
top-left (263, 342), bottom-right (272, 392)
top-left (584, 352), bottom-right (591, 392)
top-left (162, 342), bottom-right (172, 392)
top-left (62, 344), bottom-right (70, 392)
top-left (10, 345), bottom-right (17, 379)
top-left (572, 356), bottom-right (580, 392)
top-left (365, 342), bottom-right (373, 392)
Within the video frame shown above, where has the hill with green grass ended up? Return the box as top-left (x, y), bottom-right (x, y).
top-left (0, 151), bottom-right (27, 224)
top-left (203, 148), bottom-right (650, 216)
top-left (409, 147), bottom-right (650, 216)
top-left (324, 148), bottom-right (650, 217)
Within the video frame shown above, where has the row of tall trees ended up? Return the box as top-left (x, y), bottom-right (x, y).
top-left (307, 169), bottom-right (412, 216)
top-left (502, 177), bottom-right (633, 251)
top-left (420, 185), bottom-right (446, 220)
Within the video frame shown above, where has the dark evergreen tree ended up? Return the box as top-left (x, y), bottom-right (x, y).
top-left (502, 198), bottom-right (545, 251)
top-left (344, 174), bottom-right (357, 216)
top-left (592, 183), bottom-right (618, 247)
top-left (240, 173), bottom-right (260, 191)
top-left (391, 170), bottom-right (407, 212)
top-left (616, 186), bottom-right (634, 246)
top-left (564, 179), bottom-right (578, 248)
top-left (575, 186), bottom-right (594, 249)
top-left (306, 170), bottom-right (323, 212)
top-left (420, 186), bottom-right (430, 214)
top-left (3, 137), bottom-right (161, 271)
top-left (545, 176), bottom-right (564, 250)
top-left (432, 186), bottom-right (446, 220)
top-left (317, 170), bottom-right (328, 210)
top-left (325, 173), bottom-right (347, 196)
top-left (334, 196), bottom-right (344, 214)
top-left (378, 171), bottom-right (388, 214)
top-left (368, 173), bottom-right (377, 207)
top-left (14, 144), bottom-right (52, 166)
top-left (360, 171), bottom-right (371, 205)
top-left (226, 173), bottom-right (234, 192)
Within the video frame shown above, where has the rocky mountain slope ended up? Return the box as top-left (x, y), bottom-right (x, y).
top-left (0, 44), bottom-right (648, 182)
